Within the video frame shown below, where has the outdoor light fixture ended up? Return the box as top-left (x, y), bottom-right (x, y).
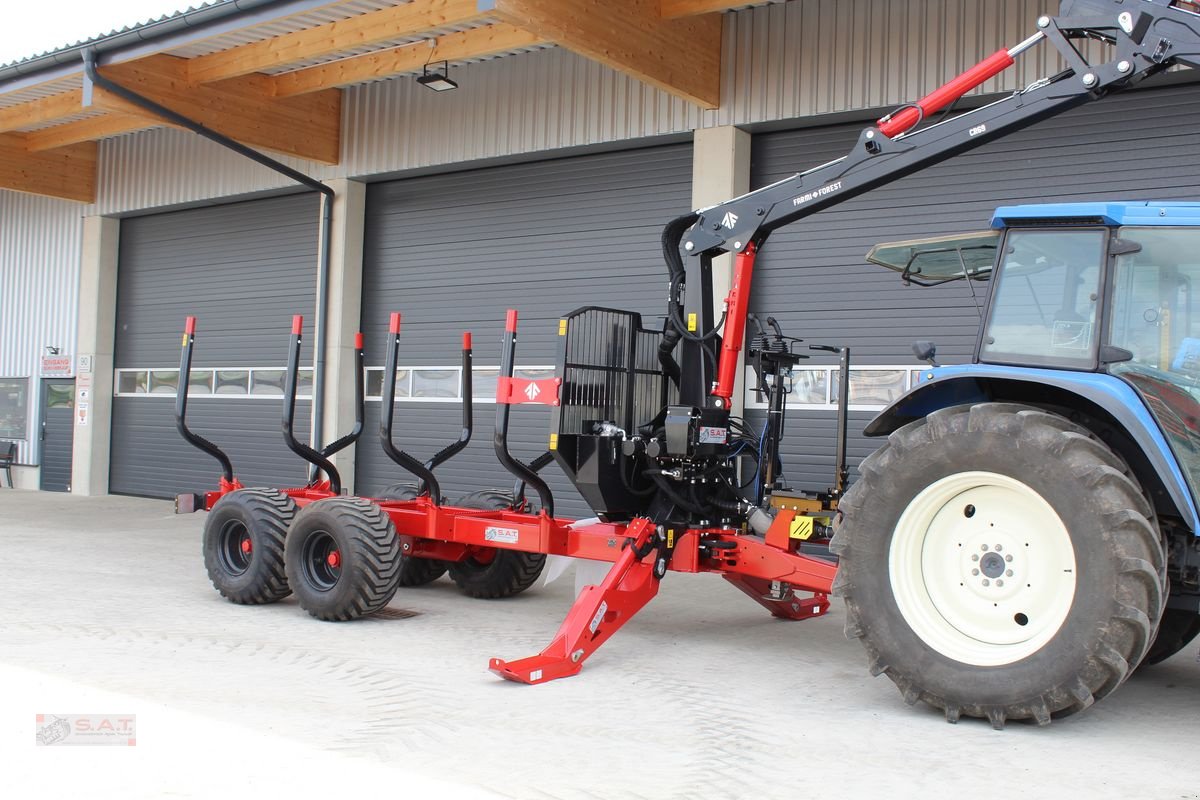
top-left (417, 61), bottom-right (458, 92)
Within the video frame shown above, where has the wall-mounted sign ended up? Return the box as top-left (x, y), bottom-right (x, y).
top-left (77, 355), bottom-right (93, 374)
top-left (41, 355), bottom-right (73, 377)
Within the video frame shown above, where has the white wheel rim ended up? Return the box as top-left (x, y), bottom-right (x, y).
top-left (889, 471), bottom-right (1077, 667)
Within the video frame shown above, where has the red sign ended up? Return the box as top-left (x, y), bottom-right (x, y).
top-left (40, 355), bottom-right (72, 377)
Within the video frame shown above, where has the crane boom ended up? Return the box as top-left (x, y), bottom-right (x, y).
top-left (668, 0), bottom-right (1200, 406)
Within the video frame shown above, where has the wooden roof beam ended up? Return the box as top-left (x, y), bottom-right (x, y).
top-left (660, 0), bottom-right (749, 18)
top-left (271, 22), bottom-right (543, 96)
top-left (188, 0), bottom-right (490, 85)
top-left (484, 0), bottom-right (721, 108)
top-left (87, 55), bottom-right (342, 164)
top-left (25, 113), bottom-right (166, 152)
top-left (0, 133), bottom-right (95, 202)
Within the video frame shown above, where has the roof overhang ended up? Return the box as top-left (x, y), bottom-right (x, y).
top-left (0, 0), bottom-right (769, 203)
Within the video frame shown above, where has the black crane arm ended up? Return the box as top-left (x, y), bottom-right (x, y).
top-left (669, 0), bottom-right (1200, 408)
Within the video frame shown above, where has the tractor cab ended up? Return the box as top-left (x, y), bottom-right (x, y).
top-left (870, 201), bottom-right (1200, 509)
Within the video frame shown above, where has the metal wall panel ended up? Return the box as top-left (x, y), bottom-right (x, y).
top-left (356, 144), bottom-right (694, 517)
top-left (0, 190), bottom-right (83, 465)
top-left (749, 80), bottom-right (1200, 492)
top-left (109, 399), bottom-right (312, 498)
top-left (89, 0), bottom-right (1059, 215)
top-left (110, 193), bottom-right (320, 497)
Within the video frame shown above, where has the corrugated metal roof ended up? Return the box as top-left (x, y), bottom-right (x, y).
top-left (0, 2), bottom-right (226, 70)
top-left (165, 0), bottom-right (402, 58)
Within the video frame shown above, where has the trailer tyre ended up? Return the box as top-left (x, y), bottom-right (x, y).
top-left (1143, 608), bottom-right (1200, 665)
top-left (203, 488), bottom-right (297, 605)
top-left (831, 403), bottom-right (1165, 728)
top-left (447, 490), bottom-right (546, 599)
top-left (378, 483), bottom-right (449, 586)
top-left (285, 497), bottom-right (402, 621)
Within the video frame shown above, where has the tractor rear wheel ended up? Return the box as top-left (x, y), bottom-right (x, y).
top-left (831, 403), bottom-right (1166, 728)
top-left (1143, 608), bottom-right (1200, 664)
top-left (203, 488), bottom-right (296, 604)
top-left (447, 489), bottom-right (545, 599)
top-left (377, 483), bottom-right (449, 587)
top-left (285, 497), bottom-right (402, 621)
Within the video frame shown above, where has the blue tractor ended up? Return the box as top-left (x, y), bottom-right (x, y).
top-left (832, 202), bottom-right (1200, 726)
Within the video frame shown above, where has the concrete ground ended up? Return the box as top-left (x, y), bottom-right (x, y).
top-left (2, 491), bottom-right (1199, 800)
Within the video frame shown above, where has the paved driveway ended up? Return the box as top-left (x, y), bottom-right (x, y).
top-left (3, 491), bottom-right (1198, 799)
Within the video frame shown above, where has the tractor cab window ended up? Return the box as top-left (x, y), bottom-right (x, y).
top-left (1108, 226), bottom-right (1200, 496)
top-left (979, 228), bottom-right (1106, 369)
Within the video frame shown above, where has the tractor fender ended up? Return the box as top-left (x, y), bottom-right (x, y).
top-left (865, 364), bottom-right (1200, 534)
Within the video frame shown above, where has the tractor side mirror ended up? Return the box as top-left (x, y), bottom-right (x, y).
top-left (912, 340), bottom-right (939, 367)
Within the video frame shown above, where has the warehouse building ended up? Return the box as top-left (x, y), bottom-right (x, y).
top-left (2, 0), bottom-right (1199, 515)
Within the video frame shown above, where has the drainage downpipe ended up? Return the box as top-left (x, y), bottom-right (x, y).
top-left (82, 50), bottom-right (335, 473)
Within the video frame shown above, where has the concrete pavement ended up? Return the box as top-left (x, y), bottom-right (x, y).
top-left (2, 490), bottom-right (1199, 799)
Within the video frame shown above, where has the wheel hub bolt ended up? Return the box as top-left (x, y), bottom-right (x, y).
top-left (1005, 554), bottom-right (1013, 562)
top-left (996, 579), bottom-right (1004, 587)
top-left (1006, 569), bottom-right (1013, 577)
top-left (982, 579), bottom-right (991, 586)
top-left (994, 544), bottom-right (1003, 552)
top-left (327, 551), bottom-right (341, 568)
top-left (241, 539), bottom-right (252, 555)
top-left (981, 544), bottom-right (989, 551)
top-left (971, 554), bottom-right (980, 562)
top-left (972, 568), bottom-right (980, 576)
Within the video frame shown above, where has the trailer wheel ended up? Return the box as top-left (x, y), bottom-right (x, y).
top-left (831, 403), bottom-right (1166, 728)
top-left (447, 489), bottom-right (546, 599)
top-left (1143, 608), bottom-right (1200, 665)
top-left (203, 488), bottom-right (297, 604)
top-left (378, 483), bottom-right (449, 586)
top-left (285, 497), bottom-right (402, 621)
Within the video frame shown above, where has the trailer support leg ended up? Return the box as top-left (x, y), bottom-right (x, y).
top-left (490, 518), bottom-right (660, 684)
top-left (723, 575), bottom-right (829, 620)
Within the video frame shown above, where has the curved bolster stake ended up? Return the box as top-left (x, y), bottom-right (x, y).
top-left (380, 312), bottom-right (442, 504)
top-left (175, 316), bottom-right (235, 483)
top-left (494, 310), bottom-right (555, 517)
top-left (282, 315), bottom-right (342, 493)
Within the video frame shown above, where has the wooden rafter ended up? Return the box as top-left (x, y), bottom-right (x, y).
top-left (187, 0), bottom-right (489, 84)
top-left (86, 55), bottom-right (342, 164)
top-left (271, 22), bottom-right (543, 96)
top-left (0, 133), bottom-right (95, 202)
top-left (660, 0), bottom-right (750, 18)
top-left (25, 113), bottom-right (166, 152)
top-left (486, 0), bottom-right (722, 108)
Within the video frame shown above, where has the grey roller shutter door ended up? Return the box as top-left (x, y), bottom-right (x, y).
top-left (750, 80), bottom-right (1200, 491)
top-left (358, 144), bottom-right (693, 517)
top-left (110, 193), bottom-right (318, 498)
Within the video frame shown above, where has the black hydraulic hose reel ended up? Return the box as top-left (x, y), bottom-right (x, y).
top-left (174, 316), bottom-right (235, 485)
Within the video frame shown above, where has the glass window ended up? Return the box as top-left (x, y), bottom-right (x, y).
top-left (980, 228), bottom-right (1106, 369)
top-left (215, 370), bottom-right (250, 395)
top-left (45, 383), bottom-right (74, 410)
top-left (117, 371), bottom-right (149, 394)
top-left (296, 368), bottom-right (314, 398)
top-left (188, 370), bottom-right (213, 395)
top-left (251, 370), bottom-right (286, 396)
top-left (833, 369), bottom-right (909, 406)
top-left (1108, 226), bottom-right (1200, 502)
top-left (149, 370), bottom-right (179, 395)
top-left (0, 379), bottom-right (28, 438)
top-left (413, 368), bottom-right (459, 398)
top-left (472, 368), bottom-right (499, 400)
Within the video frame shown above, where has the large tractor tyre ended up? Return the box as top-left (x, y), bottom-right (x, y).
top-left (284, 497), bottom-right (402, 621)
top-left (203, 488), bottom-right (297, 605)
top-left (830, 403), bottom-right (1166, 729)
top-left (377, 483), bottom-right (450, 587)
top-left (447, 489), bottom-right (546, 599)
top-left (1143, 608), bottom-right (1200, 665)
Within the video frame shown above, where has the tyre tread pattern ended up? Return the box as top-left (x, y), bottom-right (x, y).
top-left (288, 497), bottom-right (402, 621)
top-left (203, 488), bottom-right (296, 605)
top-left (831, 402), bottom-right (1167, 728)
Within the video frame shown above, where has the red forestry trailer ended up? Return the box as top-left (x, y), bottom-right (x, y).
top-left (178, 0), bottom-right (1200, 727)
